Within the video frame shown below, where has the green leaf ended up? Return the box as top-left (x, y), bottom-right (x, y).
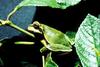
top-left (18, 0), bottom-right (60, 8)
top-left (65, 31), bottom-right (76, 44)
top-left (74, 61), bottom-right (81, 67)
top-left (56, 0), bottom-right (81, 9)
top-left (17, 0), bottom-right (81, 9)
top-left (75, 14), bottom-right (100, 67)
top-left (45, 53), bottom-right (58, 67)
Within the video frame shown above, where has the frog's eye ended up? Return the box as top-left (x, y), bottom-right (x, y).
top-left (33, 21), bottom-right (40, 27)
top-left (28, 21), bottom-right (42, 34)
top-left (32, 23), bottom-right (40, 29)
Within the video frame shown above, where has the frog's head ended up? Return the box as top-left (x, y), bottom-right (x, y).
top-left (28, 21), bottom-right (42, 34)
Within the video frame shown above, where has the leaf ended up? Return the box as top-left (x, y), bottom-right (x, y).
top-left (56, 0), bottom-right (81, 9)
top-left (17, 0), bottom-right (81, 9)
top-left (75, 14), bottom-right (100, 67)
top-left (74, 61), bottom-right (81, 67)
top-left (18, 0), bottom-right (60, 8)
top-left (65, 31), bottom-right (76, 44)
top-left (45, 53), bottom-right (58, 67)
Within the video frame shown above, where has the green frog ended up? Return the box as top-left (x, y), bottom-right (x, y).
top-left (28, 21), bottom-right (72, 52)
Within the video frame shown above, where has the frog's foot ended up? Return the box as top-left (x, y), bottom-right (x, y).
top-left (40, 39), bottom-right (49, 53)
top-left (40, 39), bottom-right (72, 52)
top-left (40, 46), bottom-right (48, 53)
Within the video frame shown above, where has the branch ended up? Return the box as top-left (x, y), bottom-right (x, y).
top-left (0, 20), bottom-right (35, 38)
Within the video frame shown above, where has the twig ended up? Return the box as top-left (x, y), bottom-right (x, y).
top-left (0, 20), bottom-right (35, 38)
top-left (9, 21), bottom-right (35, 38)
top-left (7, 6), bottom-right (20, 20)
top-left (42, 55), bottom-right (45, 67)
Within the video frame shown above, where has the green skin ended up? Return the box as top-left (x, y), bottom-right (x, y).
top-left (28, 21), bottom-right (72, 52)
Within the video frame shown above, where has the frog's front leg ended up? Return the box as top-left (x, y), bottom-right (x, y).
top-left (40, 39), bottom-right (48, 53)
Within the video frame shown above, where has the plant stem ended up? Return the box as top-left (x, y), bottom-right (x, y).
top-left (42, 55), bottom-right (45, 67)
top-left (8, 21), bottom-right (35, 38)
top-left (15, 41), bottom-right (34, 45)
top-left (7, 6), bottom-right (20, 20)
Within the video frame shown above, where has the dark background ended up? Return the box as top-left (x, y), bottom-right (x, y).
top-left (1, 0), bottom-right (100, 67)
top-left (33, 0), bottom-right (100, 32)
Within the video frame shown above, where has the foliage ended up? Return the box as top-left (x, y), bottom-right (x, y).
top-left (75, 14), bottom-right (100, 67)
top-left (45, 53), bottom-right (58, 67)
top-left (0, 0), bottom-right (100, 67)
top-left (17, 0), bottom-right (81, 9)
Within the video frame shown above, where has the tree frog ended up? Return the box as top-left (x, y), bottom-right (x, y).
top-left (28, 21), bottom-right (72, 52)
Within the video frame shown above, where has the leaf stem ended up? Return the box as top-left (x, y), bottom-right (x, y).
top-left (15, 41), bottom-right (34, 45)
top-left (7, 6), bottom-right (20, 20)
top-left (8, 20), bottom-right (35, 38)
top-left (42, 55), bottom-right (45, 67)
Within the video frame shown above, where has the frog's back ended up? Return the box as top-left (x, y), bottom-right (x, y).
top-left (42, 24), bottom-right (71, 47)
